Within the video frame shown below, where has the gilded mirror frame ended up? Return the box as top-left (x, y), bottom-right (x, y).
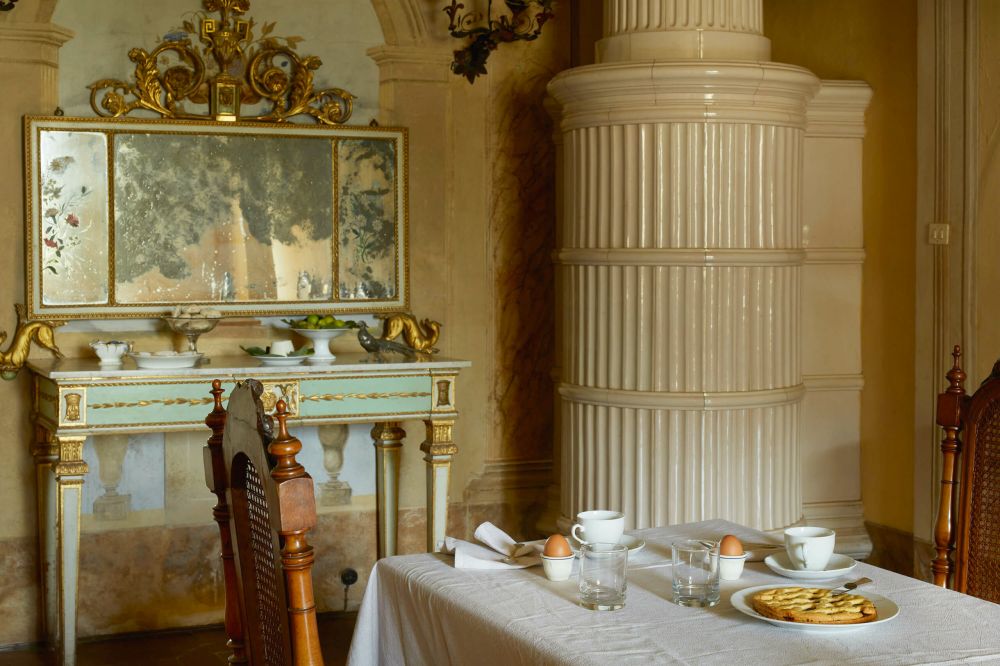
top-left (24, 115), bottom-right (409, 319)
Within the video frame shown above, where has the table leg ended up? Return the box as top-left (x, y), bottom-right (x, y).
top-left (53, 436), bottom-right (88, 666)
top-left (32, 427), bottom-right (59, 645)
top-left (421, 419), bottom-right (457, 552)
top-left (372, 422), bottom-right (404, 558)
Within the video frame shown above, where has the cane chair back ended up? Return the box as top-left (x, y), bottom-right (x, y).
top-left (204, 379), bottom-right (324, 665)
top-left (934, 346), bottom-right (1000, 602)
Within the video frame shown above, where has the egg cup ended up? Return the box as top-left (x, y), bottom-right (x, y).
top-left (540, 554), bottom-right (575, 581)
top-left (719, 553), bottom-right (748, 581)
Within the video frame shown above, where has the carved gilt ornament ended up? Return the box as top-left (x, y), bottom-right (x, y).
top-left (88, 0), bottom-right (355, 124)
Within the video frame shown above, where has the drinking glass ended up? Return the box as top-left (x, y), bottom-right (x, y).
top-left (671, 539), bottom-right (720, 607)
top-left (578, 543), bottom-right (628, 610)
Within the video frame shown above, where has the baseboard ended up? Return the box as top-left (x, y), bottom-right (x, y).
top-left (913, 537), bottom-right (935, 583)
top-left (463, 459), bottom-right (553, 505)
top-left (865, 520), bottom-right (915, 576)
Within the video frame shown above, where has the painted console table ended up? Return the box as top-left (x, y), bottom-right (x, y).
top-left (28, 353), bottom-right (469, 665)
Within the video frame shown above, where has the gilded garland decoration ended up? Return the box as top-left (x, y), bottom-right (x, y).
top-left (88, 0), bottom-right (355, 124)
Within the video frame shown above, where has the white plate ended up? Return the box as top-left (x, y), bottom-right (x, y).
top-left (568, 534), bottom-right (646, 555)
top-left (731, 584), bottom-right (899, 632)
top-left (129, 352), bottom-right (203, 369)
top-left (254, 355), bottom-right (308, 367)
top-left (764, 553), bottom-right (858, 580)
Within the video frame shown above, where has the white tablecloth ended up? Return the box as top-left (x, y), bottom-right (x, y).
top-left (347, 520), bottom-right (1000, 665)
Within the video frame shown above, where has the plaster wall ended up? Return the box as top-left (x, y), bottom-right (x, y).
top-left (763, 0), bottom-right (918, 535)
top-left (974, 1), bottom-right (1000, 383)
top-left (0, 0), bottom-right (568, 647)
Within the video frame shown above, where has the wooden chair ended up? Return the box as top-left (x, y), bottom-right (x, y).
top-left (933, 346), bottom-right (1000, 602)
top-left (204, 379), bottom-right (325, 665)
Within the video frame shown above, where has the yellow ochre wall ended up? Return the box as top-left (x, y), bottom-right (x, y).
top-left (763, 0), bottom-right (918, 534)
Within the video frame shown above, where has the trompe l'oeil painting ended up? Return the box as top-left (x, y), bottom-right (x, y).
top-left (26, 117), bottom-right (408, 319)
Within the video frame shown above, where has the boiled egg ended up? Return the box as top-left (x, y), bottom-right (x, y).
top-left (719, 534), bottom-right (744, 557)
top-left (543, 534), bottom-right (573, 557)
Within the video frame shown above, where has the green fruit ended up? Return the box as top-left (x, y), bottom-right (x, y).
top-left (306, 314), bottom-right (320, 325)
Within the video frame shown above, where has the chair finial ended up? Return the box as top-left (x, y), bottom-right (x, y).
top-left (211, 379), bottom-right (224, 410)
top-left (947, 345), bottom-right (966, 394)
top-left (269, 399), bottom-right (304, 480)
top-left (206, 379), bottom-right (227, 437)
top-left (275, 399), bottom-right (290, 440)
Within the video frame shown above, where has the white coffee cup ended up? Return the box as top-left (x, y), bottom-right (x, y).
top-left (571, 510), bottom-right (625, 545)
top-left (784, 526), bottom-right (835, 570)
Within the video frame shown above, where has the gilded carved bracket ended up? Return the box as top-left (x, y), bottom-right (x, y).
top-left (88, 0), bottom-right (355, 124)
top-left (0, 304), bottom-right (63, 381)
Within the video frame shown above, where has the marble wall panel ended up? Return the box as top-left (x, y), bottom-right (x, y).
top-left (0, 536), bottom-right (39, 648)
top-left (488, 38), bottom-right (570, 463)
top-left (62, 498), bottom-right (538, 638)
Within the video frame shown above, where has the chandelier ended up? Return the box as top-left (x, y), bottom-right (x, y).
top-left (444, 0), bottom-right (555, 83)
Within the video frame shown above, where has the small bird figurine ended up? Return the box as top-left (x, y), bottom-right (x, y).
top-left (357, 322), bottom-right (415, 358)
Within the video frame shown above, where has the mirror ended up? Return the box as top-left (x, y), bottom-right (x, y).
top-left (25, 116), bottom-right (408, 319)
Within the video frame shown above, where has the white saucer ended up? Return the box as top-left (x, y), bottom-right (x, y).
top-left (128, 352), bottom-right (203, 369)
top-left (254, 355), bottom-right (308, 367)
top-left (764, 552), bottom-right (858, 580)
top-left (731, 584), bottom-right (899, 632)
top-left (568, 534), bottom-right (645, 555)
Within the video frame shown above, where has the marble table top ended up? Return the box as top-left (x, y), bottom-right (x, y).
top-left (28, 352), bottom-right (471, 380)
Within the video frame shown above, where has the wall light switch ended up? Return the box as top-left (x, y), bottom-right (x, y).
top-left (928, 223), bottom-right (950, 245)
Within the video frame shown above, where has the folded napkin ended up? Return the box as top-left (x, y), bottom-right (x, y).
top-left (443, 522), bottom-right (542, 570)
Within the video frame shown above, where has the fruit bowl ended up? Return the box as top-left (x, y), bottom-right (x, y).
top-left (290, 328), bottom-right (350, 364)
top-left (164, 316), bottom-right (221, 353)
top-left (280, 315), bottom-right (358, 365)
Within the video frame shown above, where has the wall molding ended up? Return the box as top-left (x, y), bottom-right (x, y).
top-left (804, 248), bottom-right (866, 265)
top-left (805, 81), bottom-right (873, 138)
top-left (559, 383), bottom-right (806, 410)
top-left (913, 0), bottom-right (979, 545)
top-left (366, 45), bottom-right (453, 84)
top-left (803, 373), bottom-right (865, 391)
top-left (0, 22), bottom-right (72, 66)
top-left (557, 247), bottom-right (805, 267)
top-left (463, 459), bottom-right (553, 505)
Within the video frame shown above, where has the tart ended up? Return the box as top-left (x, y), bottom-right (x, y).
top-left (750, 587), bottom-right (877, 625)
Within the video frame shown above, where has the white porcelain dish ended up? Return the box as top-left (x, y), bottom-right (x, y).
top-left (568, 534), bottom-right (645, 555)
top-left (129, 352), bottom-right (203, 369)
top-left (764, 552), bottom-right (858, 580)
top-left (90, 340), bottom-right (130, 365)
top-left (254, 355), bottom-right (308, 367)
top-left (731, 584), bottom-right (899, 632)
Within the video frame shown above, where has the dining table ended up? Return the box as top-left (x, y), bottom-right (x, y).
top-left (347, 519), bottom-right (1000, 665)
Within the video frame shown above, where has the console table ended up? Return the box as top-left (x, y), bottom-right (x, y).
top-left (28, 353), bottom-right (470, 666)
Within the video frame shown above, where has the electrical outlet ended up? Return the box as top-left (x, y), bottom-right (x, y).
top-left (928, 223), bottom-right (950, 245)
top-left (340, 568), bottom-right (358, 586)
top-left (340, 567), bottom-right (359, 611)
